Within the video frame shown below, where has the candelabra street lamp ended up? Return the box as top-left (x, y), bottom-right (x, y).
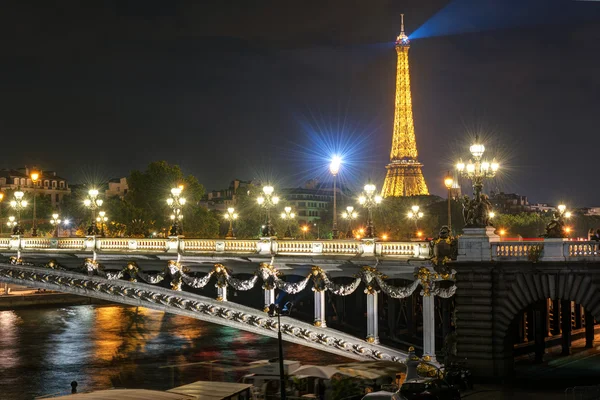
top-left (280, 206), bottom-right (295, 239)
top-left (407, 205), bottom-right (424, 233)
top-left (83, 189), bottom-right (103, 235)
top-left (268, 302), bottom-right (294, 400)
top-left (9, 191), bottom-right (28, 235)
top-left (30, 169), bottom-right (40, 237)
top-left (456, 135), bottom-right (499, 227)
top-left (341, 206), bottom-right (358, 239)
top-left (96, 211), bottom-right (108, 237)
top-left (358, 182), bottom-right (382, 239)
top-left (50, 213), bottom-right (62, 237)
top-left (329, 155), bottom-right (341, 239)
top-left (6, 216), bottom-right (17, 232)
top-left (444, 172), bottom-right (453, 231)
top-left (257, 185), bottom-right (280, 237)
top-left (167, 187), bottom-right (186, 236)
top-left (224, 207), bottom-right (238, 239)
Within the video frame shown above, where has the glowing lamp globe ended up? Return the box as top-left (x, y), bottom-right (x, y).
top-left (272, 196), bottom-right (280, 205)
top-left (257, 197), bottom-right (265, 205)
top-left (263, 186), bottom-right (274, 196)
top-left (444, 176), bottom-right (453, 189)
top-left (329, 155), bottom-right (341, 175)
top-left (96, 199), bottom-right (103, 207)
top-left (15, 191), bottom-right (24, 199)
top-left (171, 187), bottom-right (182, 196)
top-left (31, 171), bottom-right (40, 182)
top-left (166, 198), bottom-right (174, 206)
top-left (364, 183), bottom-right (376, 195)
top-left (470, 142), bottom-right (485, 158)
top-left (83, 199), bottom-right (91, 207)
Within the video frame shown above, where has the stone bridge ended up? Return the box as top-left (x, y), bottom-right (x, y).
top-left (0, 235), bottom-right (450, 363)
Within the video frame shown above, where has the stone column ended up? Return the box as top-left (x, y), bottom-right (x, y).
top-left (552, 299), bottom-right (561, 336)
top-left (366, 289), bottom-right (379, 344)
top-left (217, 285), bottom-right (227, 302)
top-left (263, 287), bottom-right (275, 312)
top-left (423, 294), bottom-right (436, 360)
top-left (585, 308), bottom-right (595, 349)
top-left (561, 300), bottom-right (571, 356)
top-left (313, 289), bottom-right (327, 327)
top-left (407, 294), bottom-right (417, 338)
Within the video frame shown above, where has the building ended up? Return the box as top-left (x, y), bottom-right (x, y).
top-left (529, 203), bottom-right (556, 213)
top-left (0, 167), bottom-right (70, 207)
top-left (202, 179), bottom-right (256, 212)
top-left (381, 15), bottom-right (429, 198)
top-left (282, 179), bottom-right (351, 225)
top-left (105, 177), bottom-right (129, 199)
top-left (490, 191), bottom-right (530, 214)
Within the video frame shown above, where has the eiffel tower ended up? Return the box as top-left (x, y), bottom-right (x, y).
top-left (381, 15), bottom-right (429, 198)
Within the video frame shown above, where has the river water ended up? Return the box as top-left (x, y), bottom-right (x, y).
top-left (0, 304), bottom-right (352, 399)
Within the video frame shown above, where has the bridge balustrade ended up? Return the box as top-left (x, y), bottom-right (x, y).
top-left (490, 240), bottom-right (600, 261)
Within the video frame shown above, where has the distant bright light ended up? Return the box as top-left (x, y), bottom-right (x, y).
top-left (329, 155), bottom-right (342, 175)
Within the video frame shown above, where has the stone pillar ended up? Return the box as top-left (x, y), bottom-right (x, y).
top-left (533, 301), bottom-right (546, 363)
top-left (561, 300), bottom-right (571, 356)
top-left (585, 308), bottom-right (595, 349)
top-left (552, 299), bottom-right (561, 336)
top-left (313, 289), bottom-right (326, 327)
top-left (217, 285), bottom-right (227, 302)
top-left (366, 290), bottom-right (379, 344)
top-left (423, 295), bottom-right (436, 360)
top-left (407, 294), bottom-right (417, 338)
top-left (263, 288), bottom-right (275, 312)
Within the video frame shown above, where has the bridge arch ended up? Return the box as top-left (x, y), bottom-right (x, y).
top-left (0, 263), bottom-right (407, 363)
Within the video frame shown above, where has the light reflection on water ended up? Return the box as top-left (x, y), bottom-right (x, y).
top-left (0, 305), bottom-right (351, 399)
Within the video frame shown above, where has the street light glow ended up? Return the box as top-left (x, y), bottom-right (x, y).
top-left (329, 155), bottom-right (342, 175)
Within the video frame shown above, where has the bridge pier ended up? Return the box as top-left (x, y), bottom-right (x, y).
top-left (366, 290), bottom-right (379, 344)
top-left (313, 289), bottom-right (326, 327)
top-left (561, 299), bottom-right (571, 356)
top-left (585, 308), bottom-right (595, 348)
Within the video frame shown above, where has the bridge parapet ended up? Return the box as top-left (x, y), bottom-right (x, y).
top-left (2, 235), bottom-right (430, 259)
top-left (491, 240), bottom-right (600, 262)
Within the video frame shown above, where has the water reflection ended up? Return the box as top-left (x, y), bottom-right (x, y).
top-left (0, 305), bottom-right (351, 399)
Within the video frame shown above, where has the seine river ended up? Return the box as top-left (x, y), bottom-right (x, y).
top-left (0, 304), bottom-right (351, 399)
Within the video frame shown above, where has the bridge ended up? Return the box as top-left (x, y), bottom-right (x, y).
top-left (0, 235), bottom-right (440, 364)
top-left (3, 232), bottom-right (598, 378)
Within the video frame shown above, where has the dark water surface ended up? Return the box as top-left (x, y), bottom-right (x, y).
top-left (0, 305), bottom-right (351, 399)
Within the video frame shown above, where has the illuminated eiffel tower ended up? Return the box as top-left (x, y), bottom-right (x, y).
top-left (381, 15), bottom-right (429, 198)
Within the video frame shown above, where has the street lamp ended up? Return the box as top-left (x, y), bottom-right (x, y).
top-left (280, 206), bottom-right (295, 239)
top-left (50, 213), bottom-right (62, 237)
top-left (330, 155), bottom-right (341, 239)
top-left (341, 206), bottom-right (358, 239)
top-left (444, 172), bottom-right (453, 231)
top-left (83, 189), bottom-right (103, 235)
top-left (30, 169), bottom-right (40, 237)
top-left (224, 207), bottom-right (238, 239)
top-left (9, 191), bottom-right (28, 235)
top-left (6, 216), bottom-right (17, 231)
top-left (96, 211), bottom-right (108, 237)
top-left (358, 182), bottom-right (382, 239)
top-left (268, 302), bottom-right (294, 400)
top-left (301, 225), bottom-right (309, 240)
top-left (167, 187), bottom-right (186, 236)
top-left (456, 135), bottom-right (499, 227)
top-left (407, 205), bottom-right (424, 235)
top-left (257, 185), bottom-right (280, 237)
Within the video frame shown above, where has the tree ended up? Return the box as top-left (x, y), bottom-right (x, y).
top-left (492, 212), bottom-right (551, 238)
top-left (373, 195), bottom-right (443, 240)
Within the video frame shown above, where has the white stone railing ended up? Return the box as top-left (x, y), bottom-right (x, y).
top-left (2, 235), bottom-right (430, 258)
top-left (491, 240), bottom-right (600, 261)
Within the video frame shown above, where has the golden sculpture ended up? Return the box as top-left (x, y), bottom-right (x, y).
top-left (382, 15), bottom-right (429, 198)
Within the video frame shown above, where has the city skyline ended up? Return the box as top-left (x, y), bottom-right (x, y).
top-left (2, 1), bottom-right (600, 205)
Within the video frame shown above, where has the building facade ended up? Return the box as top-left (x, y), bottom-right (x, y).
top-left (105, 177), bottom-right (129, 199)
top-left (0, 167), bottom-right (70, 207)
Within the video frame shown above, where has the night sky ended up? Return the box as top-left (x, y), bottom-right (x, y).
top-left (3, 0), bottom-right (600, 206)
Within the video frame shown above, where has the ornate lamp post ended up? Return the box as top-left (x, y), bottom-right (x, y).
top-left (444, 172), bottom-right (453, 231)
top-left (280, 206), bottom-right (295, 239)
top-left (50, 213), bottom-right (62, 237)
top-left (167, 187), bottom-right (186, 236)
top-left (268, 302), bottom-right (294, 400)
top-left (83, 189), bottom-right (103, 235)
top-left (329, 155), bottom-right (341, 239)
top-left (257, 185), bottom-right (279, 237)
top-left (224, 207), bottom-right (238, 239)
top-left (342, 206), bottom-right (358, 239)
top-left (407, 205), bottom-right (424, 233)
top-left (9, 191), bottom-right (28, 235)
top-left (6, 216), bottom-right (17, 232)
top-left (96, 211), bottom-right (108, 237)
top-left (30, 169), bottom-right (40, 237)
top-left (358, 182), bottom-right (382, 239)
top-left (456, 135), bottom-right (499, 227)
